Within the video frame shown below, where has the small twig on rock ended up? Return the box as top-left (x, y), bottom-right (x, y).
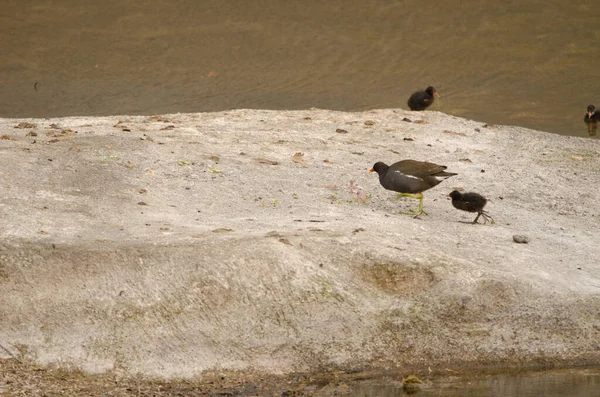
top-left (0, 342), bottom-right (22, 363)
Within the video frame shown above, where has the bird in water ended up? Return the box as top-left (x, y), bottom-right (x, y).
top-left (584, 104), bottom-right (599, 123)
top-left (407, 86), bottom-right (439, 111)
top-left (370, 159), bottom-right (456, 216)
top-left (447, 190), bottom-right (494, 224)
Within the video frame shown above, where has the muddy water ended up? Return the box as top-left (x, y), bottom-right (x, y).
top-left (1, 0), bottom-right (599, 137)
top-left (353, 369), bottom-right (600, 396)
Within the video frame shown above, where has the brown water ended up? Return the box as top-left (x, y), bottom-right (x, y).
top-left (352, 369), bottom-right (600, 396)
top-left (1, 0), bottom-right (599, 137)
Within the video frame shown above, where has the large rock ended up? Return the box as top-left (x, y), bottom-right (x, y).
top-left (0, 109), bottom-right (598, 378)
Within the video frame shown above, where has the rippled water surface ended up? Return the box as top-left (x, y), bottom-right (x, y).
top-left (352, 369), bottom-right (600, 396)
top-left (1, 1), bottom-right (599, 137)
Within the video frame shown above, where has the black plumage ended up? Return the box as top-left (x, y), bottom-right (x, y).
top-left (584, 104), bottom-right (599, 123)
top-left (370, 160), bottom-right (456, 215)
top-left (448, 190), bottom-right (493, 224)
top-left (407, 86), bottom-right (439, 111)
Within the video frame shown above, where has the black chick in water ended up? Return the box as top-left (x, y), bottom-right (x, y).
top-left (448, 190), bottom-right (493, 224)
top-left (584, 105), bottom-right (598, 136)
top-left (584, 105), bottom-right (599, 123)
top-left (407, 86), bottom-right (439, 111)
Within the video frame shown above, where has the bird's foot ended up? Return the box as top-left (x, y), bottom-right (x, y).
top-left (402, 208), bottom-right (427, 217)
top-left (473, 211), bottom-right (494, 224)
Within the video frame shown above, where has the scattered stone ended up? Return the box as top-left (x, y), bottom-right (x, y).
top-left (14, 122), bottom-right (37, 129)
top-left (443, 129), bottom-right (466, 136)
top-left (513, 235), bottom-right (530, 244)
top-left (213, 228), bottom-right (233, 233)
top-left (55, 129), bottom-right (76, 136)
top-left (265, 231), bottom-right (283, 237)
top-left (292, 152), bottom-right (305, 164)
top-left (149, 115), bottom-right (171, 122)
top-left (364, 120), bottom-right (375, 126)
top-left (255, 158), bottom-right (279, 165)
top-left (482, 123), bottom-right (499, 129)
top-left (402, 117), bottom-right (412, 122)
top-left (336, 128), bottom-right (348, 134)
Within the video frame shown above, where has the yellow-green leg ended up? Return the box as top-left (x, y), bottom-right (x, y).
top-left (395, 192), bottom-right (427, 215)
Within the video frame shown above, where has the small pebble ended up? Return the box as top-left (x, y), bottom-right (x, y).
top-left (513, 235), bottom-right (530, 244)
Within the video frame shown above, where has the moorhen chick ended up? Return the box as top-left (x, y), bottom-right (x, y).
top-left (448, 190), bottom-right (493, 224)
top-left (407, 86), bottom-right (439, 111)
top-left (584, 105), bottom-right (599, 123)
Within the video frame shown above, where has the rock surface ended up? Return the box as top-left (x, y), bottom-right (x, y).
top-left (0, 109), bottom-right (599, 378)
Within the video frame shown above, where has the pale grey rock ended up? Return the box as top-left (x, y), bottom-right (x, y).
top-left (0, 109), bottom-right (599, 378)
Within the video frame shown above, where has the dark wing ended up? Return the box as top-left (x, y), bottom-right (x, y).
top-left (392, 160), bottom-right (448, 178)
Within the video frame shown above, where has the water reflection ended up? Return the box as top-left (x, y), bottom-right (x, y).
top-left (1, 1), bottom-right (599, 137)
top-left (586, 122), bottom-right (597, 137)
